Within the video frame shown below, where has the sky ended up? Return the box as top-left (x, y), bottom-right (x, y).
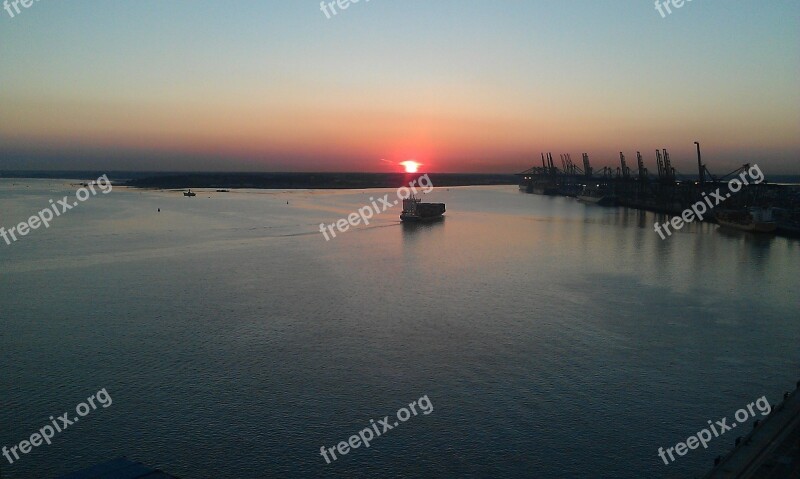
top-left (0, 1), bottom-right (798, 174)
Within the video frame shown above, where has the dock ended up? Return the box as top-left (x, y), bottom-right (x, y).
top-left (517, 146), bottom-right (800, 236)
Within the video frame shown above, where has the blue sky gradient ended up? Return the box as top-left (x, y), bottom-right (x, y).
top-left (1, 1), bottom-right (798, 173)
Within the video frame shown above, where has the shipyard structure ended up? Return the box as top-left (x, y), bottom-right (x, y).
top-left (517, 143), bottom-right (800, 236)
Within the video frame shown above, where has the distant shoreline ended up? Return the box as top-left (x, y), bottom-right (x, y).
top-left (1, 172), bottom-right (519, 189)
top-left (125, 173), bottom-right (520, 190)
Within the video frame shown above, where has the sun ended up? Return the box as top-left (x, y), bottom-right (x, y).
top-left (400, 160), bottom-right (420, 173)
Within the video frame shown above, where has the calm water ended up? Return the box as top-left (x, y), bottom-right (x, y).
top-left (1, 179), bottom-right (798, 479)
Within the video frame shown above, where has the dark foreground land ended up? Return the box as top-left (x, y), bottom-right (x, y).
top-left (703, 382), bottom-right (800, 479)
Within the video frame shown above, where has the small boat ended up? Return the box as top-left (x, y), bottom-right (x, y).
top-left (183, 189), bottom-right (197, 197)
top-left (715, 207), bottom-right (776, 233)
top-left (400, 195), bottom-right (445, 222)
top-left (216, 189), bottom-right (230, 193)
top-left (577, 184), bottom-right (617, 206)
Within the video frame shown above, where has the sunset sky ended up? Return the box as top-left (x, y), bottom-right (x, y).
top-left (1, 1), bottom-right (798, 174)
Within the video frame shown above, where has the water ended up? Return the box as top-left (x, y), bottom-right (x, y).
top-left (1, 179), bottom-right (798, 478)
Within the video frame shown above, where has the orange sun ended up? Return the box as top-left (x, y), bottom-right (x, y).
top-left (400, 160), bottom-right (420, 173)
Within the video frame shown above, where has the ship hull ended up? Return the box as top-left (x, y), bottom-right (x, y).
top-left (578, 195), bottom-right (617, 206)
top-left (532, 186), bottom-right (559, 196)
top-left (717, 219), bottom-right (777, 233)
top-left (400, 213), bottom-right (445, 223)
top-left (716, 209), bottom-right (777, 233)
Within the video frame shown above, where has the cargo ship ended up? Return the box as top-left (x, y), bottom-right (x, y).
top-left (577, 184), bottom-right (617, 206)
top-left (400, 195), bottom-right (445, 222)
top-left (715, 207), bottom-right (777, 233)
